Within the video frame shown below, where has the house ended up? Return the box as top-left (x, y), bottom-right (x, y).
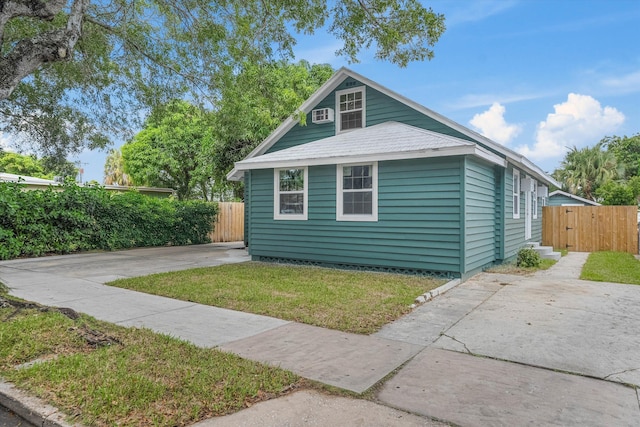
top-left (548, 190), bottom-right (601, 206)
top-left (0, 172), bottom-right (175, 198)
top-left (227, 68), bottom-right (558, 279)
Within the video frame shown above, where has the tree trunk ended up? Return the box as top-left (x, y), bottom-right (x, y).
top-left (0, 0), bottom-right (87, 100)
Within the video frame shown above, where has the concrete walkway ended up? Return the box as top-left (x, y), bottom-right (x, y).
top-left (2, 248), bottom-right (640, 426)
top-left (376, 252), bottom-right (640, 426)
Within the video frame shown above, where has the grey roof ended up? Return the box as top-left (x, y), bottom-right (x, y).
top-left (549, 190), bottom-right (601, 206)
top-left (228, 67), bottom-right (559, 186)
top-left (234, 122), bottom-right (504, 171)
top-left (0, 172), bottom-right (58, 185)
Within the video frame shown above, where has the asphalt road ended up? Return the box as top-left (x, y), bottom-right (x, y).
top-left (0, 405), bottom-right (32, 427)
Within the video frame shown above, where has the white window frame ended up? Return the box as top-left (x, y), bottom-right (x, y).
top-left (274, 167), bottom-right (308, 220)
top-left (512, 169), bottom-right (520, 219)
top-left (335, 86), bottom-right (366, 134)
top-left (532, 179), bottom-right (538, 219)
top-left (336, 162), bottom-right (378, 222)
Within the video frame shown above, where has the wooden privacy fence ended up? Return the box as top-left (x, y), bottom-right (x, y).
top-left (542, 206), bottom-right (638, 254)
top-left (209, 202), bottom-right (244, 243)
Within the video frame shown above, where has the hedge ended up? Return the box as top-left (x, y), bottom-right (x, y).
top-left (0, 182), bottom-right (218, 260)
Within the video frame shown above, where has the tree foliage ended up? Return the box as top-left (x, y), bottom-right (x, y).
top-left (553, 134), bottom-right (640, 205)
top-left (0, 181), bottom-right (217, 259)
top-left (0, 0), bottom-right (446, 159)
top-left (0, 150), bottom-right (77, 179)
top-left (211, 60), bottom-right (334, 194)
top-left (552, 142), bottom-right (621, 201)
top-left (121, 61), bottom-right (335, 200)
top-left (121, 100), bottom-right (215, 200)
top-left (103, 148), bottom-right (130, 186)
top-left (602, 133), bottom-right (640, 179)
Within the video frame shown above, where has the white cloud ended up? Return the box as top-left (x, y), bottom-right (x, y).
top-left (441, 0), bottom-right (519, 26)
top-left (601, 70), bottom-right (640, 95)
top-left (0, 133), bottom-right (15, 151)
top-left (293, 41), bottom-right (345, 66)
top-left (469, 102), bottom-right (522, 145)
top-left (517, 93), bottom-right (625, 161)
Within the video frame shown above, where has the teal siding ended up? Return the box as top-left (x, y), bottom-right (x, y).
top-left (548, 194), bottom-right (589, 206)
top-left (267, 77), bottom-right (476, 154)
top-left (366, 87), bottom-right (472, 140)
top-left (504, 166), bottom-right (523, 257)
top-left (244, 171), bottom-right (251, 247)
top-left (504, 166), bottom-right (541, 258)
top-left (464, 157), bottom-right (496, 272)
top-left (494, 167), bottom-right (505, 260)
top-left (248, 157), bottom-right (463, 275)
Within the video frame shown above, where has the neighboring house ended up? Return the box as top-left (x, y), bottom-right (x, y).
top-left (0, 173), bottom-right (174, 198)
top-left (548, 190), bottom-right (601, 207)
top-left (227, 68), bottom-right (558, 279)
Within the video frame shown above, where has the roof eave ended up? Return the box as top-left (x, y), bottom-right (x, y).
top-left (231, 145), bottom-right (505, 173)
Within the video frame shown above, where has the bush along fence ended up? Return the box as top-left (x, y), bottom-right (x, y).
top-left (0, 182), bottom-right (218, 260)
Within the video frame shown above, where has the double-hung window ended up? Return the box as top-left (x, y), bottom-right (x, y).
top-left (274, 167), bottom-right (308, 220)
top-left (513, 169), bottom-right (520, 219)
top-left (337, 163), bottom-right (378, 221)
top-left (336, 87), bottom-right (365, 134)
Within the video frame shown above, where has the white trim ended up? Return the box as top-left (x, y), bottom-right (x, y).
top-left (227, 67), bottom-right (559, 187)
top-left (336, 162), bottom-right (378, 222)
top-left (532, 179), bottom-right (538, 220)
top-left (512, 169), bottom-right (520, 219)
top-left (548, 190), bottom-right (601, 206)
top-left (233, 145), bottom-right (505, 172)
top-left (335, 86), bottom-right (366, 134)
top-left (273, 167), bottom-right (308, 220)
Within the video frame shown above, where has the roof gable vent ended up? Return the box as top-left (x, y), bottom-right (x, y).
top-left (311, 108), bottom-right (334, 124)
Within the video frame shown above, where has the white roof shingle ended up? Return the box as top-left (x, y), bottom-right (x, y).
top-left (233, 122), bottom-right (505, 171)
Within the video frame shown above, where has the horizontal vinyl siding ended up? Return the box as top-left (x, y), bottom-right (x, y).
top-left (464, 157), bottom-right (496, 272)
top-left (267, 78), bottom-right (478, 154)
top-left (504, 166), bottom-right (522, 257)
top-left (548, 194), bottom-right (585, 206)
top-left (249, 157), bottom-right (463, 275)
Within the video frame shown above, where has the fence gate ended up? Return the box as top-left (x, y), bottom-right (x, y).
top-left (209, 202), bottom-right (244, 243)
top-left (542, 206), bottom-right (638, 254)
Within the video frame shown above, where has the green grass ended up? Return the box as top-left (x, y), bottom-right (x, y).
top-left (485, 258), bottom-right (556, 275)
top-left (0, 301), bottom-right (300, 427)
top-left (108, 262), bottom-right (446, 334)
top-left (580, 251), bottom-right (640, 285)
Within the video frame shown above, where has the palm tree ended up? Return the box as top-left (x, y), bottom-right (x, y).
top-left (103, 149), bottom-right (131, 186)
top-left (553, 142), bottom-right (622, 201)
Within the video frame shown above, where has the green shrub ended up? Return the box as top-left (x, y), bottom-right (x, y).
top-left (0, 182), bottom-right (218, 260)
top-left (516, 247), bottom-right (542, 268)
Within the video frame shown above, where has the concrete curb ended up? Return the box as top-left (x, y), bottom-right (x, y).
top-left (411, 278), bottom-right (461, 308)
top-left (0, 381), bottom-right (81, 427)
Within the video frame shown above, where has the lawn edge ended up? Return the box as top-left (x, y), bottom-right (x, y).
top-left (0, 379), bottom-right (80, 427)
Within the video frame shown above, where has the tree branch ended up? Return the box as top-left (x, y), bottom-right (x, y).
top-left (0, 0), bottom-right (87, 101)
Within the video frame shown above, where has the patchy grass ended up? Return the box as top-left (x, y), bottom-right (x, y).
top-left (485, 258), bottom-right (556, 275)
top-left (0, 298), bottom-right (300, 427)
top-left (107, 262), bottom-right (445, 334)
top-left (556, 248), bottom-right (569, 257)
top-left (580, 251), bottom-right (640, 285)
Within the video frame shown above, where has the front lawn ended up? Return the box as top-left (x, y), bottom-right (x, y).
top-left (580, 251), bottom-right (640, 285)
top-left (0, 293), bottom-right (300, 427)
top-left (107, 262), bottom-right (446, 334)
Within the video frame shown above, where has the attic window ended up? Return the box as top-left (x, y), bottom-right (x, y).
top-left (336, 87), bottom-right (365, 134)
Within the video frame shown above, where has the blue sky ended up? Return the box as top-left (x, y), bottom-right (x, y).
top-left (4, 0), bottom-right (640, 183)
